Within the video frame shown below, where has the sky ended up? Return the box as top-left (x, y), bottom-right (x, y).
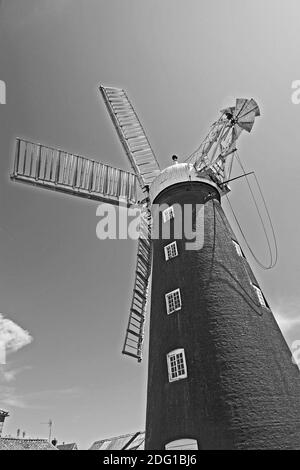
top-left (0, 0), bottom-right (300, 449)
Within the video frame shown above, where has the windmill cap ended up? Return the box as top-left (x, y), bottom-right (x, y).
top-left (149, 162), bottom-right (221, 203)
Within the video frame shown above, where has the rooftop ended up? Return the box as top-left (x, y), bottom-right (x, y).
top-left (89, 431), bottom-right (145, 450)
top-left (149, 162), bottom-right (220, 202)
top-left (57, 442), bottom-right (78, 450)
top-left (0, 410), bottom-right (9, 418)
top-left (0, 437), bottom-right (57, 451)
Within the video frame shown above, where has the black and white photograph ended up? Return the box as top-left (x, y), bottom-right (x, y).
top-left (0, 0), bottom-right (300, 455)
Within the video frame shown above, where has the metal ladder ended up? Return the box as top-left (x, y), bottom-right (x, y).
top-left (122, 208), bottom-right (152, 362)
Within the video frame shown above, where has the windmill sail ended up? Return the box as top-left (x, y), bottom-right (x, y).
top-left (122, 208), bottom-right (152, 362)
top-left (100, 86), bottom-right (161, 189)
top-left (11, 138), bottom-right (138, 206)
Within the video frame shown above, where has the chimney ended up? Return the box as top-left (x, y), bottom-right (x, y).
top-left (0, 410), bottom-right (9, 437)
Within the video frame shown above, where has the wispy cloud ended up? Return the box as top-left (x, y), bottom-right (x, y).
top-left (0, 0), bottom-right (73, 31)
top-left (0, 385), bottom-right (81, 410)
top-left (0, 388), bottom-right (27, 408)
top-left (0, 355), bottom-right (80, 409)
top-left (0, 365), bottom-right (32, 383)
top-left (24, 387), bottom-right (81, 402)
top-left (0, 364), bottom-right (32, 409)
top-left (0, 314), bottom-right (33, 408)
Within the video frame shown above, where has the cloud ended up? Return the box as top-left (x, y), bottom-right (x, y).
top-left (274, 314), bottom-right (300, 334)
top-left (0, 385), bottom-right (27, 408)
top-left (0, 365), bottom-right (32, 383)
top-left (0, 313), bottom-right (32, 359)
top-left (0, 314), bottom-right (32, 408)
top-left (272, 298), bottom-right (300, 346)
top-left (0, 0), bottom-right (73, 31)
top-left (0, 384), bottom-right (81, 409)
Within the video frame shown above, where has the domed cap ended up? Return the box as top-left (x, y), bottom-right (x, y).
top-left (149, 162), bottom-right (221, 203)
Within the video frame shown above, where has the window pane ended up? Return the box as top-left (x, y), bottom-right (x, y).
top-left (163, 206), bottom-right (174, 223)
top-left (252, 283), bottom-right (267, 307)
top-left (165, 288), bottom-right (182, 314)
top-left (164, 241), bottom-right (178, 261)
top-left (232, 239), bottom-right (243, 257)
top-left (167, 349), bottom-right (187, 382)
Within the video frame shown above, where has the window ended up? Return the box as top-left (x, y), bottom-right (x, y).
top-left (252, 283), bottom-right (267, 307)
top-left (164, 241), bottom-right (178, 261)
top-left (232, 239), bottom-right (244, 258)
top-left (167, 349), bottom-right (187, 382)
top-left (163, 206), bottom-right (174, 223)
top-left (165, 439), bottom-right (198, 450)
top-left (165, 288), bottom-right (182, 314)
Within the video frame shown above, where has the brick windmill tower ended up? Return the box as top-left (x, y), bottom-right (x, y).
top-left (11, 89), bottom-right (300, 449)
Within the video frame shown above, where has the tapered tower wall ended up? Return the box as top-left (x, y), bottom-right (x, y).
top-left (145, 178), bottom-right (300, 450)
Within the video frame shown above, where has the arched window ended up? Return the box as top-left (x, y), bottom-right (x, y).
top-left (165, 438), bottom-right (198, 450)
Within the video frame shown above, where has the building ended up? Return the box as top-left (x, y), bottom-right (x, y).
top-left (57, 442), bottom-right (78, 450)
top-left (145, 163), bottom-right (300, 449)
top-left (9, 92), bottom-right (300, 449)
top-left (89, 432), bottom-right (145, 450)
top-left (0, 437), bottom-right (57, 450)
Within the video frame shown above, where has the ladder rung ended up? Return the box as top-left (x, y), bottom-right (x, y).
top-left (129, 316), bottom-right (143, 327)
top-left (133, 289), bottom-right (147, 301)
top-left (127, 328), bottom-right (143, 339)
top-left (137, 253), bottom-right (150, 266)
top-left (135, 270), bottom-right (149, 284)
top-left (130, 308), bottom-right (144, 319)
top-left (122, 350), bottom-right (142, 361)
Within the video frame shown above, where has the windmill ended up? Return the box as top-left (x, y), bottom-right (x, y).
top-left (10, 87), bottom-right (300, 450)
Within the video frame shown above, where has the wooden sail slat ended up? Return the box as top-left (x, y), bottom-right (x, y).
top-left (11, 138), bottom-right (138, 207)
top-left (100, 85), bottom-right (160, 189)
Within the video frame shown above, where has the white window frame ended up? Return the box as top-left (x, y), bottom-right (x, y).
top-left (251, 283), bottom-right (267, 307)
top-left (232, 239), bottom-right (244, 258)
top-left (165, 288), bottom-right (182, 314)
top-left (162, 206), bottom-right (174, 223)
top-left (165, 439), bottom-right (198, 450)
top-left (167, 348), bottom-right (187, 382)
top-left (164, 241), bottom-right (178, 261)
